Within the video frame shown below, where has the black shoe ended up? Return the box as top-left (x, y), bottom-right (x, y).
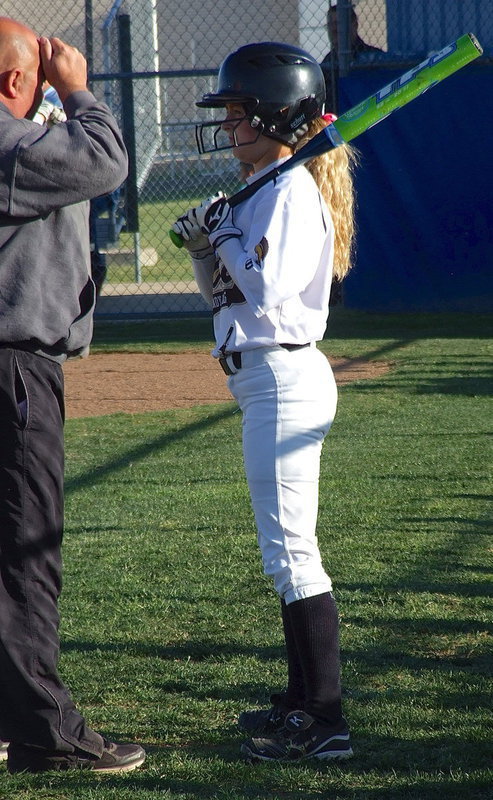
top-left (0, 740), bottom-right (8, 762)
top-left (237, 693), bottom-right (296, 735)
top-left (240, 710), bottom-right (353, 763)
top-left (7, 738), bottom-right (146, 774)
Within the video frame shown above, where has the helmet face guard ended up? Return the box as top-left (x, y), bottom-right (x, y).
top-left (195, 107), bottom-right (263, 155)
top-left (195, 42), bottom-right (326, 155)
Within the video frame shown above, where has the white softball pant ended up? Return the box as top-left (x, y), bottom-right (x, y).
top-left (227, 344), bottom-right (337, 605)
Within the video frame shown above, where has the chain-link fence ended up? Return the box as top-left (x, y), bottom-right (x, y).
top-left (7, 1), bottom-right (493, 318)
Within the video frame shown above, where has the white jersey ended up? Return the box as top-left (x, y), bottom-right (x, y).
top-left (193, 158), bottom-right (334, 358)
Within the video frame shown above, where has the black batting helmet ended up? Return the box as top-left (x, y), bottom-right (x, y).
top-left (196, 42), bottom-right (326, 150)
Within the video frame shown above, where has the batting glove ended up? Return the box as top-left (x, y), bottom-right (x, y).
top-left (32, 100), bottom-right (67, 127)
top-left (172, 207), bottom-right (213, 256)
top-left (195, 195), bottom-right (243, 249)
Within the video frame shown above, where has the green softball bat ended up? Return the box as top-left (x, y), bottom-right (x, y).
top-left (170, 32), bottom-right (482, 248)
top-left (332, 32), bottom-right (482, 144)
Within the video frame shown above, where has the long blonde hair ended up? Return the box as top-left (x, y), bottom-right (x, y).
top-left (294, 118), bottom-right (358, 281)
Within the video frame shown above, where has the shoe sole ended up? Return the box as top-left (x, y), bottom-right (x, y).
top-left (240, 743), bottom-right (353, 763)
top-left (93, 754), bottom-right (146, 773)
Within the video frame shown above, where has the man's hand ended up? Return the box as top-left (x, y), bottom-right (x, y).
top-left (39, 37), bottom-right (88, 104)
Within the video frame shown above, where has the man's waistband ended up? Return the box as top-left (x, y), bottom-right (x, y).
top-left (0, 341), bottom-right (68, 363)
top-left (218, 343), bottom-right (311, 376)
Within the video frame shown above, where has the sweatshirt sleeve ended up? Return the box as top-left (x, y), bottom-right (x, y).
top-left (8, 91), bottom-right (128, 218)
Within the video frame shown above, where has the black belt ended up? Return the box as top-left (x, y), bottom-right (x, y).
top-left (218, 343), bottom-right (309, 376)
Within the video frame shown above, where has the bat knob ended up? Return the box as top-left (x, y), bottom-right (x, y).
top-left (169, 229), bottom-right (184, 248)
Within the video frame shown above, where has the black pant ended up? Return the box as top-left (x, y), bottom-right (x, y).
top-left (0, 348), bottom-right (103, 755)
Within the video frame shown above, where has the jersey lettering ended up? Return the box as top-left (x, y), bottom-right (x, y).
top-left (212, 260), bottom-right (247, 315)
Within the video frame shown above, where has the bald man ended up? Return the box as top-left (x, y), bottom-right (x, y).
top-left (0, 18), bottom-right (145, 774)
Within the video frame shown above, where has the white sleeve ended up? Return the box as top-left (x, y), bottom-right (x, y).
top-left (192, 253), bottom-right (215, 307)
top-left (214, 174), bottom-right (330, 317)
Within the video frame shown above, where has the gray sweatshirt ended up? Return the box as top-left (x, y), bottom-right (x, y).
top-left (0, 90), bottom-right (128, 360)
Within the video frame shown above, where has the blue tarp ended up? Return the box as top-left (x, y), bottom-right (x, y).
top-left (385, 0), bottom-right (493, 58)
top-left (339, 64), bottom-right (492, 312)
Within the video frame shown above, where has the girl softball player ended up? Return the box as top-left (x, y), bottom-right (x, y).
top-left (173, 41), bottom-right (357, 763)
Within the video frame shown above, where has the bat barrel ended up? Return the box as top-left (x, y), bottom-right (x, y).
top-left (333, 33), bottom-right (483, 145)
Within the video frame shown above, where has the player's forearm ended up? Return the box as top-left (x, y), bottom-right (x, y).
top-left (192, 257), bottom-right (214, 306)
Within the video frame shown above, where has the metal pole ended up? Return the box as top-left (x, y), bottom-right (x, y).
top-left (84, 0), bottom-right (94, 81)
top-left (337, 0), bottom-right (352, 77)
top-left (118, 13), bottom-right (141, 282)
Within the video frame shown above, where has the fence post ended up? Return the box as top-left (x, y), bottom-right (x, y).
top-left (336, 0), bottom-right (352, 77)
top-left (118, 12), bottom-right (141, 282)
top-left (84, 0), bottom-right (94, 82)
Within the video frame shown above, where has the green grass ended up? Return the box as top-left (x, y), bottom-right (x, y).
top-left (102, 157), bottom-right (241, 284)
top-left (105, 166), bottom-right (241, 284)
top-left (107, 198), bottom-right (202, 285)
top-left (1, 311), bottom-right (491, 799)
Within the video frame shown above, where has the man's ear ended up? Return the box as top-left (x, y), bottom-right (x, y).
top-left (3, 68), bottom-right (22, 98)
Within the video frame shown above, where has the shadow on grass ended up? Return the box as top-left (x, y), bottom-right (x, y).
top-left (93, 315), bottom-right (214, 347)
top-left (92, 310), bottom-right (493, 348)
top-left (60, 590), bottom-right (492, 687)
top-left (9, 749), bottom-right (493, 800)
top-left (65, 405), bottom-right (234, 497)
top-left (340, 578), bottom-right (492, 599)
top-left (343, 348), bottom-right (493, 396)
top-left (339, 356), bottom-right (493, 397)
top-left (326, 310), bottom-right (493, 341)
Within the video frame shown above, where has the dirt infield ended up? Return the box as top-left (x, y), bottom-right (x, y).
top-left (63, 352), bottom-right (390, 418)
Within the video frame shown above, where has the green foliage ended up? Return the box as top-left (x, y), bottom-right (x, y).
top-left (2, 313), bottom-right (491, 799)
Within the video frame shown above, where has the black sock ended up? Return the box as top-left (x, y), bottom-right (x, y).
top-left (285, 592), bottom-right (343, 725)
top-left (280, 599), bottom-right (305, 707)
